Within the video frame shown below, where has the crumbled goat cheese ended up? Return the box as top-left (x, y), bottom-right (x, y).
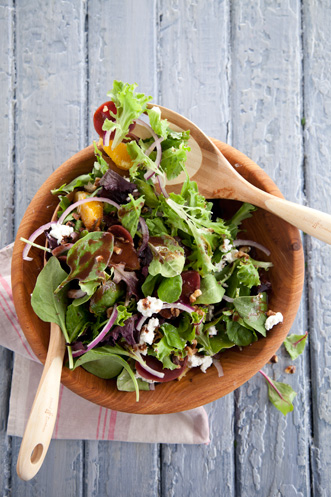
top-left (223, 249), bottom-right (239, 264)
top-left (187, 354), bottom-right (213, 373)
top-left (208, 325), bottom-right (218, 336)
top-left (49, 224), bottom-right (74, 243)
top-left (137, 297), bottom-right (164, 318)
top-left (139, 318), bottom-right (159, 346)
top-left (265, 312), bottom-right (283, 331)
top-left (221, 238), bottom-right (233, 252)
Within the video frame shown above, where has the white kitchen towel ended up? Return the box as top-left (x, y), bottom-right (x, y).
top-left (1, 243), bottom-right (209, 444)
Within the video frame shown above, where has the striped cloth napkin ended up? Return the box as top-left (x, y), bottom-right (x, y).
top-left (0, 243), bottom-right (209, 444)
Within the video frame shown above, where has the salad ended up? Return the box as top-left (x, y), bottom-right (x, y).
top-left (22, 81), bottom-right (283, 401)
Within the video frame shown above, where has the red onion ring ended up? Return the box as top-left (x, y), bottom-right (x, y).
top-left (134, 351), bottom-right (165, 379)
top-left (58, 197), bottom-right (119, 225)
top-left (136, 315), bottom-right (148, 332)
top-left (162, 302), bottom-right (195, 313)
top-left (135, 118), bottom-right (163, 181)
top-left (222, 295), bottom-right (234, 303)
top-left (23, 221), bottom-right (57, 261)
top-left (104, 129), bottom-right (112, 147)
top-left (233, 239), bottom-right (270, 256)
top-left (72, 306), bottom-right (118, 358)
top-left (212, 358), bottom-right (224, 377)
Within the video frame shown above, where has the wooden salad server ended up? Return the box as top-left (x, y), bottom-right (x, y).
top-left (16, 322), bottom-right (66, 480)
top-left (156, 105), bottom-right (331, 244)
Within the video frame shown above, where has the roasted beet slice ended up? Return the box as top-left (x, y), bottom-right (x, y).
top-left (136, 356), bottom-right (188, 383)
top-left (110, 240), bottom-right (140, 270)
top-left (93, 101), bottom-right (117, 138)
top-left (108, 225), bottom-right (133, 244)
top-left (180, 270), bottom-right (200, 305)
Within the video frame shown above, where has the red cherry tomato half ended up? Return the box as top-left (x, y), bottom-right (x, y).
top-left (136, 355), bottom-right (188, 383)
top-left (93, 101), bottom-right (117, 137)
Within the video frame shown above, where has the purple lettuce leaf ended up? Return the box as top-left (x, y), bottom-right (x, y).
top-left (99, 169), bottom-right (137, 204)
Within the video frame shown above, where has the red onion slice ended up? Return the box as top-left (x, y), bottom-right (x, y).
top-left (212, 358), bottom-right (224, 377)
top-left (136, 118), bottom-right (163, 180)
top-left (23, 221), bottom-right (57, 261)
top-left (136, 315), bottom-right (148, 332)
top-left (104, 129), bottom-right (112, 147)
top-left (149, 382), bottom-right (156, 390)
top-left (157, 174), bottom-right (169, 198)
top-left (58, 197), bottom-right (119, 225)
top-left (162, 302), bottom-right (195, 313)
top-left (138, 216), bottom-right (149, 255)
top-left (233, 239), bottom-right (270, 256)
top-left (72, 306), bottom-right (118, 358)
top-left (222, 295), bottom-right (234, 303)
top-left (135, 356), bottom-right (165, 379)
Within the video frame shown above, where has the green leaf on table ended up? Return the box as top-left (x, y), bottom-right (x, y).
top-left (157, 275), bottom-right (182, 303)
top-left (31, 256), bottom-right (69, 343)
top-left (284, 332), bottom-right (308, 360)
top-left (260, 371), bottom-right (297, 415)
top-left (56, 232), bottom-right (114, 291)
top-left (233, 293), bottom-right (267, 336)
top-left (148, 235), bottom-right (185, 278)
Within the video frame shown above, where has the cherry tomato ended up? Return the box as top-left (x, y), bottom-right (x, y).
top-left (93, 101), bottom-right (117, 137)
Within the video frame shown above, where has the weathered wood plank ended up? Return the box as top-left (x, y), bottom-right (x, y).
top-left (158, 2), bottom-right (236, 495)
top-left (230, 2), bottom-right (311, 496)
top-left (85, 2), bottom-right (160, 495)
top-left (11, 0), bottom-right (86, 493)
top-left (0, 2), bottom-right (15, 496)
top-left (302, 2), bottom-right (331, 496)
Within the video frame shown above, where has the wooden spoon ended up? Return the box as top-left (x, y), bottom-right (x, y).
top-left (16, 323), bottom-right (65, 480)
top-left (155, 104), bottom-right (331, 244)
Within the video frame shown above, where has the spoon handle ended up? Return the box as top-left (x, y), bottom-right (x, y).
top-left (16, 323), bottom-right (66, 481)
top-left (259, 193), bottom-right (331, 244)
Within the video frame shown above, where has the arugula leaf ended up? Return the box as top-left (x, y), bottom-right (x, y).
top-left (104, 81), bottom-right (152, 149)
top-left (157, 275), bottom-right (182, 303)
top-left (233, 293), bottom-right (267, 336)
top-left (148, 235), bottom-right (185, 278)
top-left (284, 332), bottom-right (308, 360)
top-left (195, 274), bottom-right (225, 304)
top-left (56, 232), bottom-right (114, 291)
top-left (260, 370), bottom-right (297, 415)
top-left (118, 195), bottom-right (144, 238)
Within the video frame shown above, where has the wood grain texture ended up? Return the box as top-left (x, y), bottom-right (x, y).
top-left (230, 2), bottom-right (312, 496)
top-left (303, 1), bottom-right (331, 496)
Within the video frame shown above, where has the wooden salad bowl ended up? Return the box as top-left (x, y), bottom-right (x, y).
top-left (11, 140), bottom-right (304, 414)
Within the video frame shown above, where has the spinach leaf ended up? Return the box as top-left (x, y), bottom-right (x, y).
top-left (89, 280), bottom-right (124, 315)
top-left (195, 274), bottom-right (225, 304)
top-left (160, 323), bottom-right (186, 350)
top-left (225, 318), bottom-right (256, 346)
top-left (233, 293), bottom-right (267, 336)
top-left (157, 275), bottom-right (182, 303)
top-left (284, 332), bottom-right (308, 360)
top-left (141, 274), bottom-right (162, 297)
top-left (65, 303), bottom-right (91, 343)
top-left (31, 256), bottom-right (69, 343)
top-left (148, 235), bottom-right (185, 278)
top-left (117, 367), bottom-right (150, 392)
top-left (56, 232), bottom-right (114, 291)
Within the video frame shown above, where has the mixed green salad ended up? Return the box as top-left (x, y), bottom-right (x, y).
top-left (22, 81), bottom-right (284, 401)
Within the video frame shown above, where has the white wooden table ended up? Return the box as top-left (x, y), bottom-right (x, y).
top-left (1, 1), bottom-right (330, 495)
